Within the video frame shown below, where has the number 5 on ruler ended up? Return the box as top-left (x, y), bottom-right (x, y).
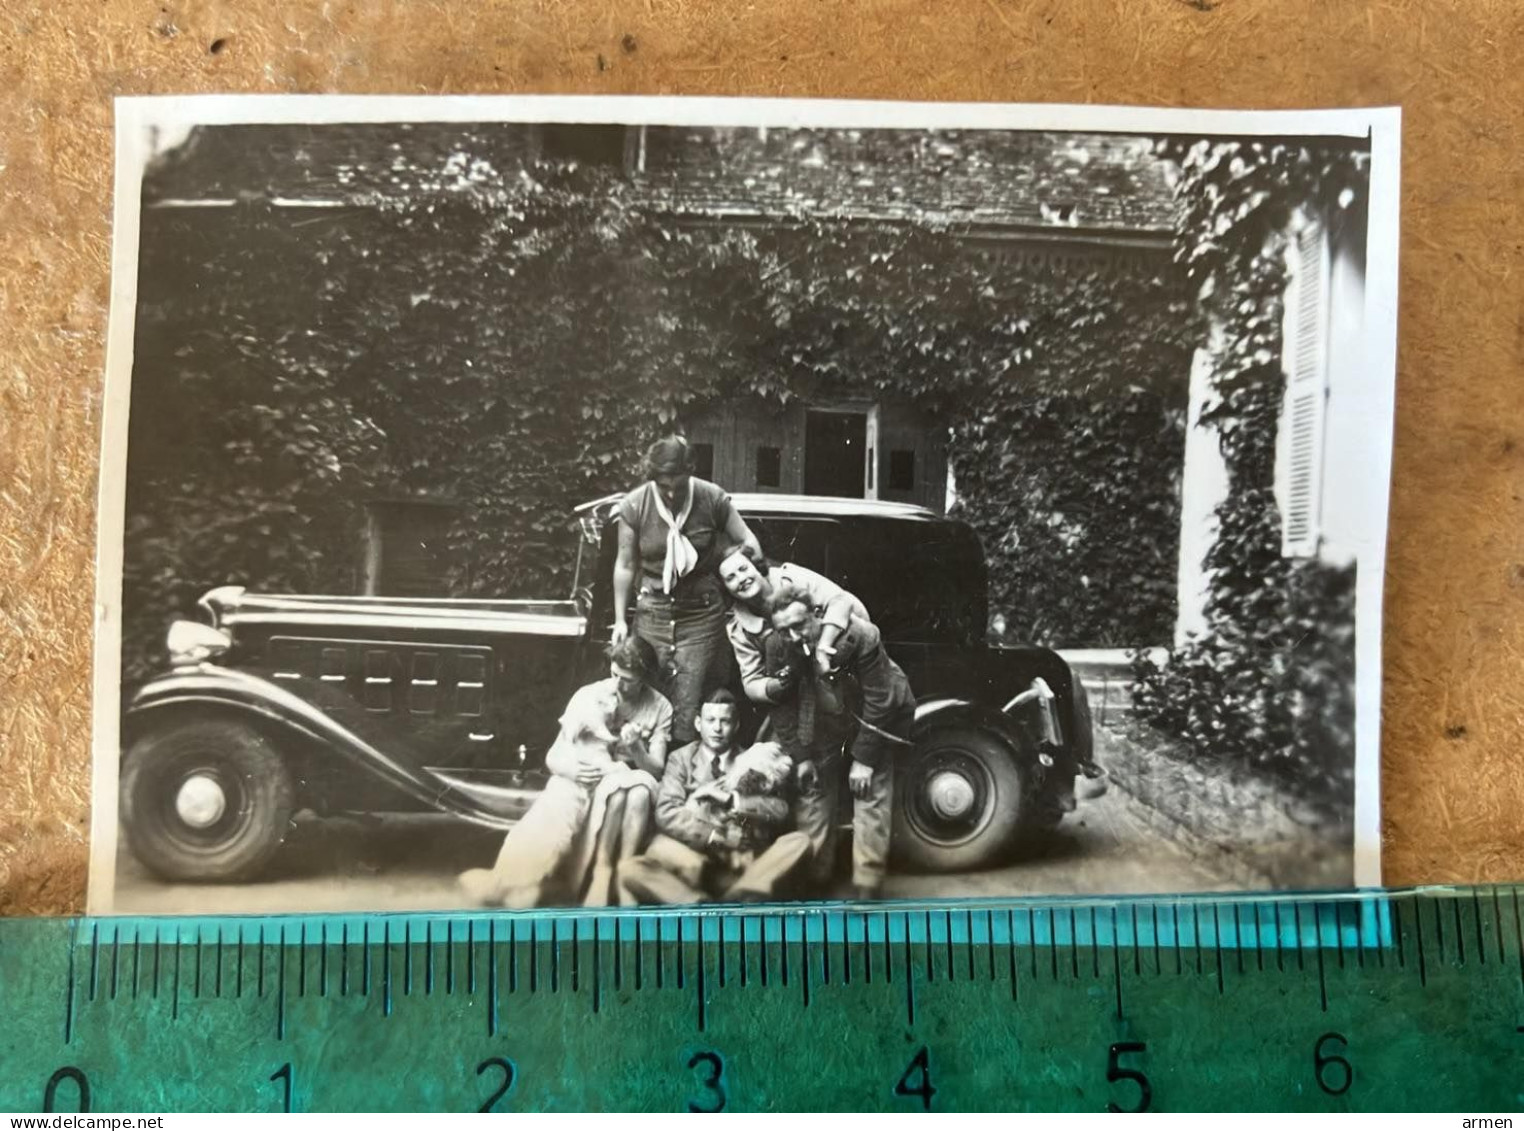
top-left (1106, 1042), bottom-right (1151, 1113)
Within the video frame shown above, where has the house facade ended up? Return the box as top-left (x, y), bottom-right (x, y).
top-left (644, 124), bottom-right (1180, 518)
top-left (1174, 190), bottom-right (1370, 645)
top-left (141, 121), bottom-right (1368, 649)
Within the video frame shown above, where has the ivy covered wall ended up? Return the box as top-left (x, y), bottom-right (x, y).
top-left (121, 130), bottom-right (1197, 684)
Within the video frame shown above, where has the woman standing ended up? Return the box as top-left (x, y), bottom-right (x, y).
top-left (459, 636), bottom-right (672, 908)
top-left (612, 436), bottom-right (761, 744)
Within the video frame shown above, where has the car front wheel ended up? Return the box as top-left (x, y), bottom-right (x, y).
top-left (120, 717), bottom-right (294, 882)
top-left (891, 726), bottom-right (1034, 873)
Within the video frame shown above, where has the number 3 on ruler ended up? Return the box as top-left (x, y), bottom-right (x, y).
top-left (686, 1051), bottom-right (726, 1112)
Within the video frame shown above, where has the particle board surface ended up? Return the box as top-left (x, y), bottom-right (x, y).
top-left (1, 0), bottom-right (1520, 913)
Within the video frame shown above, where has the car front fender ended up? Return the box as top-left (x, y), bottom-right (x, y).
top-left (979, 646), bottom-right (1096, 774)
top-left (125, 664), bottom-right (518, 830)
top-left (912, 697), bottom-right (1044, 765)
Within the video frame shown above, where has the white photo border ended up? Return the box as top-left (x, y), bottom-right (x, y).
top-left (90, 95), bottom-right (1401, 913)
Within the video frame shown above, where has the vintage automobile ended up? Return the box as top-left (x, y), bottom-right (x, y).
top-left (120, 493), bottom-right (1103, 884)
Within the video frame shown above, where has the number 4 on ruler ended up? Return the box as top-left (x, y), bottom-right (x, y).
top-left (895, 1047), bottom-right (936, 1111)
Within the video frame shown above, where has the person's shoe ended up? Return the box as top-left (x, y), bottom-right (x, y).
top-left (616, 878), bottom-right (643, 907)
top-left (458, 868), bottom-right (500, 907)
top-left (619, 873), bottom-right (662, 906)
top-left (623, 873), bottom-right (702, 906)
top-left (850, 884), bottom-right (882, 903)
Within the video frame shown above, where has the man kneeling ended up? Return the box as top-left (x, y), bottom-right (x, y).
top-left (621, 688), bottom-right (810, 905)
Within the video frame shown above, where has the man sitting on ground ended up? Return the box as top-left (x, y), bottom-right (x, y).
top-left (620, 688), bottom-right (810, 904)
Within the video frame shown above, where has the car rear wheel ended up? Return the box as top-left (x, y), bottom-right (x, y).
top-left (121, 718), bottom-right (294, 882)
top-left (891, 726), bottom-right (1033, 873)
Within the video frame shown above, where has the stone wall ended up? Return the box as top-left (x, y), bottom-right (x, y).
top-left (1095, 714), bottom-right (1355, 890)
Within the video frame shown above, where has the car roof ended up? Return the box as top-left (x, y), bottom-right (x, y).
top-left (574, 491), bottom-right (942, 521)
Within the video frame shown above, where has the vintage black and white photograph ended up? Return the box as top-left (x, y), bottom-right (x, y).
top-left (90, 97), bottom-right (1398, 914)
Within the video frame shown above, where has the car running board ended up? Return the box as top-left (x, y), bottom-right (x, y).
top-left (425, 768), bottom-right (542, 823)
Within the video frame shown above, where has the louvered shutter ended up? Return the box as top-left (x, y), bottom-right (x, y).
top-left (1280, 219), bottom-right (1331, 558)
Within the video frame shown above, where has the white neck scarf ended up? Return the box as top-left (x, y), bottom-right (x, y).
top-left (650, 480), bottom-right (699, 594)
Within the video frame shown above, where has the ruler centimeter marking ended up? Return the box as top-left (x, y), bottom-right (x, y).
top-left (62, 924), bottom-right (74, 1044)
top-left (48, 893), bottom-right (1473, 1003)
top-left (10, 888), bottom-right (1524, 1111)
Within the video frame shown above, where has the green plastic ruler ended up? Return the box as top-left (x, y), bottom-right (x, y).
top-left (1, 886), bottom-right (1521, 1112)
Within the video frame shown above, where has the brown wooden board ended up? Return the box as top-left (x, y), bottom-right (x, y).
top-left (1, 0), bottom-right (1520, 915)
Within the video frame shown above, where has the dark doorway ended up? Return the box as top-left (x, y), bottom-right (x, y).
top-left (369, 501), bottom-right (459, 596)
top-left (804, 410), bottom-right (867, 498)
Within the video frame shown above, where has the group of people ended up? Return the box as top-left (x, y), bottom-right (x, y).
top-left (459, 435), bottom-right (916, 907)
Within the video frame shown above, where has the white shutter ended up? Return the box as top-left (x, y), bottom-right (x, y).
top-left (1280, 218), bottom-right (1331, 558)
top-left (864, 404), bottom-right (880, 499)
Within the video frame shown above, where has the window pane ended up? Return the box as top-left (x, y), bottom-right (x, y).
top-left (540, 123), bottom-right (627, 166)
top-left (756, 445), bottom-right (782, 488)
top-left (371, 501), bottom-right (459, 598)
top-left (750, 518), bottom-right (835, 574)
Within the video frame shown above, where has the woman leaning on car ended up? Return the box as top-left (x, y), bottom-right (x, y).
top-left (611, 435), bottom-right (761, 744)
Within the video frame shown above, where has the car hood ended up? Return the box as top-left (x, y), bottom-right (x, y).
top-left (201, 588), bottom-right (585, 637)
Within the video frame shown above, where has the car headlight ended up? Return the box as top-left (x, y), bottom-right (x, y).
top-left (167, 620), bottom-right (232, 667)
top-left (1001, 677), bottom-right (1063, 748)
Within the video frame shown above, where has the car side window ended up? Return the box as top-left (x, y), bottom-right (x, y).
top-left (749, 518), bottom-right (837, 575)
